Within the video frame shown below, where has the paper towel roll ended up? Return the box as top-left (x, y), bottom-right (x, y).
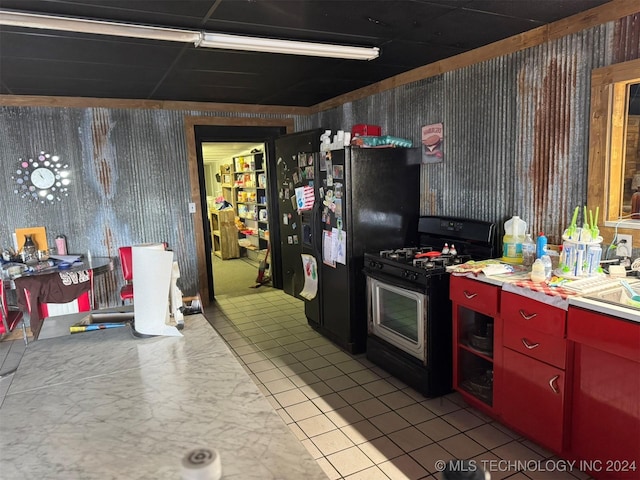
top-left (181, 448), bottom-right (221, 480)
top-left (132, 243), bottom-right (182, 336)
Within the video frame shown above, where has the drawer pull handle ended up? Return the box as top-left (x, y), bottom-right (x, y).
top-left (548, 375), bottom-right (560, 394)
top-left (519, 309), bottom-right (538, 320)
top-left (521, 338), bottom-right (540, 349)
top-left (463, 290), bottom-right (478, 299)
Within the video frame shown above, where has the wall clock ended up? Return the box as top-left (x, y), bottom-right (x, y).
top-left (12, 151), bottom-right (71, 204)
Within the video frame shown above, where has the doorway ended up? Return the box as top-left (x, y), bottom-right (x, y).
top-left (187, 120), bottom-right (291, 303)
top-left (202, 141), bottom-right (273, 297)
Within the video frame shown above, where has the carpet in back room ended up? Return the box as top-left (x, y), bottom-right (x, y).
top-left (212, 254), bottom-right (275, 298)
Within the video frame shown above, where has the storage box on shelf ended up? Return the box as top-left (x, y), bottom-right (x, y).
top-left (210, 209), bottom-right (239, 259)
top-left (450, 275), bottom-right (501, 416)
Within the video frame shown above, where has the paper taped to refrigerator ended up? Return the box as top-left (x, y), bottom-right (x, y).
top-left (322, 230), bottom-right (336, 267)
top-left (332, 227), bottom-right (346, 265)
top-left (300, 254), bottom-right (318, 300)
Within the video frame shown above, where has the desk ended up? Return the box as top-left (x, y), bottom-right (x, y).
top-left (10, 257), bottom-right (114, 340)
top-left (19, 256), bottom-right (113, 278)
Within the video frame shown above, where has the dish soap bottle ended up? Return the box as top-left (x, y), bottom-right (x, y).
top-left (522, 233), bottom-right (536, 267)
top-left (536, 232), bottom-right (548, 259)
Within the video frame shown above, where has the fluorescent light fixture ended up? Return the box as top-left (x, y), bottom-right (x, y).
top-left (196, 32), bottom-right (379, 60)
top-left (0, 9), bottom-right (379, 60)
top-left (0, 9), bottom-right (200, 43)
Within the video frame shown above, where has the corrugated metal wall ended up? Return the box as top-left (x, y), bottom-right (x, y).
top-left (0, 107), bottom-right (292, 306)
top-left (300, 16), bottom-right (640, 246)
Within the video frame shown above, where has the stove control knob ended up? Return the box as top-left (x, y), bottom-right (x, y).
top-left (402, 270), bottom-right (416, 280)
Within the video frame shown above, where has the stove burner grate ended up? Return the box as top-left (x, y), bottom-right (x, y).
top-left (379, 247), bottom-right (432, 260)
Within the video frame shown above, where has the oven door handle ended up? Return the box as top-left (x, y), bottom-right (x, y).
top-left (364, 269), bottom-right (429, 294)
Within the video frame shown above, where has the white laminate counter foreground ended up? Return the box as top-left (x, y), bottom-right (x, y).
top-left (0, 315), bottom-right (328, 480)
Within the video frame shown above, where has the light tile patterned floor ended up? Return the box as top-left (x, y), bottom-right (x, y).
top-left (204, 290), bottom-right (591, 480)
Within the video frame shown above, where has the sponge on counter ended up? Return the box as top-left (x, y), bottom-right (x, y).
top-left (608, 265), bottom-right (627, 278)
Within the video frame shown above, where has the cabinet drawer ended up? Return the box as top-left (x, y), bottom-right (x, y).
top-left (568, 307), bottom-right (640, 363)
top-left (450, 276), bottom-right (499, 316)
top-left (501, 291), bottom-right (566, 336)
top-left (504, 321), bottom-right (567, 369)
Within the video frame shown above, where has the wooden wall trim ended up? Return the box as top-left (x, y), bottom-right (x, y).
top-left (587, 57), bottom-right (640, 247)
top-left (185, 116), bottom-right (295, 130)
top-left (592, 57), bottom-right (640, 84)
top-left (0, 94), bottom-right (309, 116)
top-left (183, 116), bottom-right (294, 307)
top-left (310, 0), bottom-right (640, 113)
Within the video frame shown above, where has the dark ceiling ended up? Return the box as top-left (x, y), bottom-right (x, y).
top-left (0, 0), bottom-right (611, 107)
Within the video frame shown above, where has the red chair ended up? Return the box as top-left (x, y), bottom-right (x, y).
top-left (24, 268), bottom-right (94, 315)
top-left (20, 269), bottom-right (94, 340)
top-left (119, 246), bottom-right (134, 304)
top-left (1, 280), bottom-right (27, 344)
top-left (36, 290), bottom-right (92, 319)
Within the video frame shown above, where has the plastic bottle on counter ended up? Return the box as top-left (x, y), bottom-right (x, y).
top-left (522, 233), bottom-right (536, 267)
top-left (441, 243), bottom-right (450, 255)
top-left (541, 254), bottom-right (552, 279)
top-left (502, 215), bottom-right (527, 263)
top-left (530, 259), bottom-right (546, 283)
top-left (536, 232), bottom-right (548, 259)
top-left (449, 244), bottom-right (457, 256)
top-left (586, 245), bottom-right (602, 275)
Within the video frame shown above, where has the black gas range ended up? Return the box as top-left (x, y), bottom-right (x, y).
top-left (364, 247), bottom-right (471, 287)
top-left (364, 216), bottom-right (496, 397)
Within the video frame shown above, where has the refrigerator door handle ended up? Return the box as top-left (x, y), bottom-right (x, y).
top-left (312, 200), bottom-right (323, 257)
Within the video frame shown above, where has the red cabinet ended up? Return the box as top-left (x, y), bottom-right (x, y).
top-left (501, 292), bottom-right (566, 336)
top-left (450, 276), bottom-right (501, 416)
top-left (499, 291), bottom-right (569, 454)
top-left (451, 278), bottom-right (640, 478)
top-left (567, 307), bottom-right (640, 479)
top-left (501, 348), bottom-right (566, 452)
top-left (450, 276), bottom-right (499, 317)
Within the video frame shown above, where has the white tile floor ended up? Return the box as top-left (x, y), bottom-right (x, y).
top-left (204, 290), bottom-right (593, 480)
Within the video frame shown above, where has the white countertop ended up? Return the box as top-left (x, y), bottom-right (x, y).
top-left (0, 314), bottom-right (328, 479)
top-left (567, 295), bottom-right (640, 323)
top-left (454, 270), bottom-right (640, 323)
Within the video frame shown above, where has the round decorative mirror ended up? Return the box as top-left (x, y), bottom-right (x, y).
top-left (12, 150), bottom-right (71, 204)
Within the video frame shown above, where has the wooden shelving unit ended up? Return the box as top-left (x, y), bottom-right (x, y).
top-left (233, 152), bottom-right (269, 256)
top-left (210, 209), bottom-right (239, 259)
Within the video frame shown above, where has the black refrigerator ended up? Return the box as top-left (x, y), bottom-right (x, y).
top-left (303, 146), bottom-right (421, 354)
top-left (275, 129), bottom-right (324, 300)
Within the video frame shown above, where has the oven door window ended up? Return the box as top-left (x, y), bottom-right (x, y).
top-left (369, 277), bottom-right (426, 361)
